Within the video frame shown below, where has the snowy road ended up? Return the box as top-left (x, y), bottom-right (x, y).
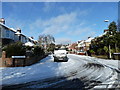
top-left (1, 54), bottom-right (120, 89)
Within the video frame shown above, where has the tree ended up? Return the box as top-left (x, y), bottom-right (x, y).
top-left (38, 34), bottom-right (55, 45)
top-left (108, 21), bottom-right (117, 35)
top-left (114, 32), bottom-right (120, 52)
top-left (90, 21), bottom-right (118, 58)
top-left (103, 46), bottom-right (108, 55)
top-left (108, 21), bottom-right (117, 53)
top-left (38, 34), bottom-right (55, 51)
top-left (47, 43), bottom-right (55, 53)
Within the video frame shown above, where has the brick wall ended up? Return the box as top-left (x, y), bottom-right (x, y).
top-left (0, 51), bottom-right (13, 67)
top-left (0, 51), bottom-right (47, 67)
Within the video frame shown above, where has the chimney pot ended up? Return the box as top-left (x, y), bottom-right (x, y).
top-left (0, 18), bottom-right (5, 24)
top-left (88, 37), bottom-right (90, 39)
top-left (17, 28), bottom-right (21, 33)
top-left (31, 36), bottom-right (34, 39)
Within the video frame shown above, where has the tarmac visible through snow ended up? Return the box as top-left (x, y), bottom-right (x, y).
top-left (1, 54), bottom-right (120, 89)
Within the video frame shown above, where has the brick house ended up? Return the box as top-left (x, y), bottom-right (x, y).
top-left (68, 43), bottom-right (78, 54)
top-left (76, 37), bottom-right (93, 55)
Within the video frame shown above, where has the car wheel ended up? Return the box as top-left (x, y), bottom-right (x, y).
top-left (54, 59), bottom-right (57, 62)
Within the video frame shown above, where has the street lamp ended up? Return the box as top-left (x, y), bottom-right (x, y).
top-left (104, 20), bottom-right (109, 22)
top-left (104, 20), bottom-right (112, 59)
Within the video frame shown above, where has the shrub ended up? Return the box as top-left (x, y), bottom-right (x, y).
top-left (97, 48), bottom-right (104, 55)
top-left (89, 49), bottom-right (95, 54)
top-left (33, 46), bottom-right (45, 56)
top-left (2, 42), bottom-right (26, 58)
top-left (103, 46), bottom-right (108, 54)
top-left (25, 46), bottom-right (33, 50)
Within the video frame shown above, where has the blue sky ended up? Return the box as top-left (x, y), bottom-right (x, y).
top-left (2, 2), bottom-right (118, 44)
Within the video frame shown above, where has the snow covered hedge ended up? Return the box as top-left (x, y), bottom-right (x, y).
top-left (33, 46), bottom-right (45, 56)
top-left (2, 42), bottom-right (26, 58)
top-left (2, 42), bottom-right (45, 58)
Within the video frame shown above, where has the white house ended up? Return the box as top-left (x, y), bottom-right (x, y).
top-left (76, 37), bottom-right (93, 55)
top-left (77, 40), bottom-right (86, 52)
top-left (0, 18), bottom-right (37, 46)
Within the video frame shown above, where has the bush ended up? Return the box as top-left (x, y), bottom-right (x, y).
top-left (89, 49), bottom-right (95, 54)
top-left (47, 43), bottom-right (55, 53)
top-left (103, 46), bottom-right (108, 54)
top-left (25, 46), bottom-right (33, 50)
top-left (97, 48), bottom-right (104, 55)
top-left (2, 42), bottom-right (26, 58)
top-left (33, 46), bottom-right (45, 56)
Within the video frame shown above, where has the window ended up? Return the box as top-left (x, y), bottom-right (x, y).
top-left (6, 30), bottom-right (10, 38)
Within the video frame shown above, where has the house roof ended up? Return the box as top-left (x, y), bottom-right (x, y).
top-left (0, 22), bottom-right (37, 42)
top-left (104, 29), bottom-right (109, 32)
top-left (0, 22), bottom-right (16, 33)
top-left (77, 40), bottom-right (85, 47)
top-left (24, 42), bottom-right (34, 46)
top-left (69, 43), bottom-right (77, 49)
top-left (10, 28), bottom-right (17, 32)
top-left (85, 37), bottom-right (93, 42)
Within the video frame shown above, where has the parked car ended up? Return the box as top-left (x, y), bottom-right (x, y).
top-left (77, 51), bottom-right (86, 55)
top-left (53, 47), bottom-right (68, 62)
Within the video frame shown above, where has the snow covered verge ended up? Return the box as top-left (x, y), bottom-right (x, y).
top-left (71, 54), bottom-right (119, 71)
top-left (0, 54), bottom-right (119, 89)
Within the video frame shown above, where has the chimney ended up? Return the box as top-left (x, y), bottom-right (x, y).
top-left (17, 28), bottom-right (21, 33)
top-left (88, 37), bottom-right (90, 39)
top-left (31, 36), bottom-right (34, 39)
top-left (0, 18), bottom-right (5, 24)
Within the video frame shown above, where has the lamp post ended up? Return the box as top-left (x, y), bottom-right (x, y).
top-left (104, 20), bottom-right (112, 59)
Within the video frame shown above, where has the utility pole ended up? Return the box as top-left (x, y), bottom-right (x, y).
top-left (104, 20), bottom-right (112, 59)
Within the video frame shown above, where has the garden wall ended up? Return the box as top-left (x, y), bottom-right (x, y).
top-left (0, 51), bottom-right (47, 67)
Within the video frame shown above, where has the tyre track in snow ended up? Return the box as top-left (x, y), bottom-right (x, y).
top-left (67, 54), bottom-right (119, 89)
top-left (76, 63), bottom-right (105, 89)
top-left (39, 54), bottom-right (117, 89)
top-left (83, 65), bottom-right (116, 89)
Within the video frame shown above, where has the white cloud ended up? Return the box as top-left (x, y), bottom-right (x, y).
top-left (5, 17), bottom-right (25, 30)
top-left (28, 10), bottom-right (96, 43)
top-left (55, 38), bottom-right (71, 45)
top-left (79, 22), bottom-right (86, 26)
top-left (81, 31), bottom-right (96, 40)
top-left (67, 27), bottom-right (92, 36)
top-left (39, 11), bottom-right (77, 35)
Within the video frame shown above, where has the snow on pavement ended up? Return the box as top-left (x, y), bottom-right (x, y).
top-left (0, 54), bottom-right (119, 87)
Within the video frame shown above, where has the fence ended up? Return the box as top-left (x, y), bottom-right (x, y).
top-left (113, 53), bottom-right (120, 60)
